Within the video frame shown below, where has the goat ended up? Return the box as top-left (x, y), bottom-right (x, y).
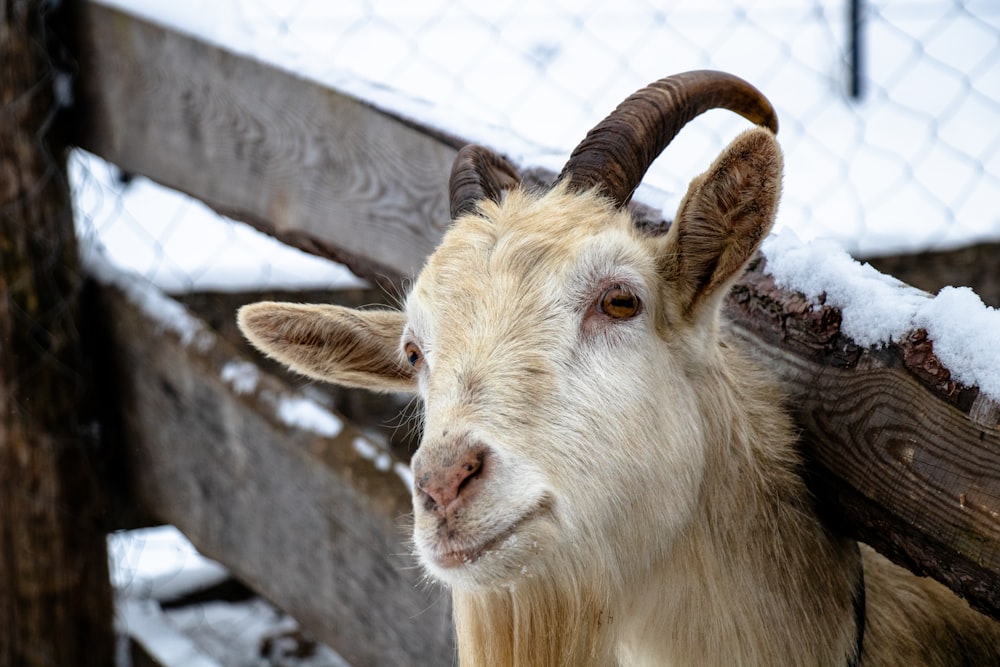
top-left (238, 71), bottom-right (1000, 666)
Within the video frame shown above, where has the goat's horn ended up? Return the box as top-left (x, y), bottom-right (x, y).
top-left (449, 145), bottom-right (522, 219)
top-left (558, 70), bottom-right (778, 207)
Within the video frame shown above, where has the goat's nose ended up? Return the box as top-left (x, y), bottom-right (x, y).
top-left (415, 446), bottom-right (487, 515)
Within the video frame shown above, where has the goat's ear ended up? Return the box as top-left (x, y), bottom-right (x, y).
top-left (662, 126), bottom-right (782, 322)
top-left (237, 302), bottom-right (415, 394)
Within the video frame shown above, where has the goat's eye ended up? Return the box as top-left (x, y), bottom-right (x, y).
top-left (598, 286), bottom-right (641, 319)
top-left (404, 342), bottom-right (424, 370)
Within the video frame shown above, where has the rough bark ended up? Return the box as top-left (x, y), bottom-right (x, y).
top-left (725, 257), bottom-right (1000, 618)
top-left (0, 2), bottom-right (115, 665)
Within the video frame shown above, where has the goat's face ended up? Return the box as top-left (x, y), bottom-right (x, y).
top-left (402, 185), bottom-right (711, 588)
top-left (238, 71), bottom-right (782, 593)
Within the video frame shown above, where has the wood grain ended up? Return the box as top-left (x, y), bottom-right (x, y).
top-left (75, 2), bottom-right (461, 286)
top-left (726, 258), bottom-right (1000, 617)
top-left (93, 283), bottom-right (453, 666)
top-left (0, 3), bottom-right (115, 663)
top-left (72, 0), bottom-right (1000, 626)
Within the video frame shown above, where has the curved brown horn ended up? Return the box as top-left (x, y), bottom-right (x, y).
top-left (558, 70), bottom-right (778, 207)
top-left (449, 145), bottom-right (521, 219)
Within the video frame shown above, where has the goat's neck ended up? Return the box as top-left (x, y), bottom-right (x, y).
top-left (620, 352), bottom-right (861, 665)
top-left (451, 350), bottom-right (861, 666)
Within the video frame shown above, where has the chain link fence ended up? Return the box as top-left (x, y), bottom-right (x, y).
top-left (63, 1), bottom-right (999, 664)
top-left (74, 0), bottom-right (999, 293)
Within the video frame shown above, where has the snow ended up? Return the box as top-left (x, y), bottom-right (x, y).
top-left (161, 598), bottom-right (351, 667)
top-left (109, 527), bottom-right (228, 667)
top-left (118, 598), bottom-right (225, 667)
top-left (352, 436), bottom-right (414, 491)
top-left (762, 231), bottom-right (929, 346)
top-left (913, 287), bottom-right (1000, 400)
top-left (221, 354), bottom-right (414, 489)
top-left (71, 152), bottom-right (368, 294)
top-left (109, 526), bottom-right (230, 600)
top-left (352, 437), bottom-right (392, 472)
top-left (763, 230), bottom-right (1000, 400)
top-left (81, 236), bottom-right (217, 352)
top-left (88, 0), bottom-right (1000, 258)
top-left (274, 396), bottom-right (344, 438)
top-left (109, 527), bottom-right (351, 667)
top-left (394, 462), bottom-right (415, 494)
top-left (220, 360), bottom-right (261, 395)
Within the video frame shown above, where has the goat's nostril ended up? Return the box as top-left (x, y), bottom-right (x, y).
top-left (453, 457), bottom-right (483, 501)
top-left (417, 448), bottom-right (487, 514)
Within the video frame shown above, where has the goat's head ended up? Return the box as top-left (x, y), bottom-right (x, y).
top-left (238, 71), bottom-right (782, 594)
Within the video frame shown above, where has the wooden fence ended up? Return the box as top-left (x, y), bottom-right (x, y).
top-left (6, 2), bottom-right (999, 665)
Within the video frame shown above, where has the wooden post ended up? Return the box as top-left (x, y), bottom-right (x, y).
top-left (0, 1), bottom-right (115, 665)
top-left (71, 0), bottom-right (1000, 630)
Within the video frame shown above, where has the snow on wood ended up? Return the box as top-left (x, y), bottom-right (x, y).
top-left (82, 239), bottom-right (216, 351)
top-left (75, 1), bottom-right (459, 287)
top-left (74, 0), bottom-right (999, 626)
top-left (71, 151), bottom-right (370, 294)
top-left (90, 273), bottom-right (453, 665)
top-left (109, 526), bottom-right (230, 602)
top-left (110, 526), bottom-right (354, 667)
top-left (764, 231), bottom-right (1000, 401)
top-left (352, 437), bottom-right (392, 473)
top-left (220, 360), bottom-right (260, 396)
top-left (725, 256), bottom-right (1000, 618)
top-left (274, 397), bottom-right (344, 439)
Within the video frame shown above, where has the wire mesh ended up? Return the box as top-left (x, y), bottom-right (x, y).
top-left (73, 0), bottom-right (999, 293)
top-left (58, 2), bottom-right (1000, 665)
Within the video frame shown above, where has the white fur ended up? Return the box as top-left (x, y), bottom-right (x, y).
top-left (238, 130), bottom-right (1000, 666)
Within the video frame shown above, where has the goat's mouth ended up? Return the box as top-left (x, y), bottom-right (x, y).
top-left (428, 499), bottom-right (553, 571)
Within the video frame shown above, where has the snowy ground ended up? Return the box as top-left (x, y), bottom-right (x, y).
top-left (109, 527), bottom-right (352, 667)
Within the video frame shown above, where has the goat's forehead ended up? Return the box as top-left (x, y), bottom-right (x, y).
top-left (412, 188), bottom-right (643, 305)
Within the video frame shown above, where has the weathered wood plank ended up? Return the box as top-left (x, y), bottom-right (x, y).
top-left (74, 2), bottom-right (462, 286)
top-left (93, 281), bottom-right (453, 667)
top-left (72, 3), bottom-right (661, 290)
top-left (72, 0), bottom-right (1000, 624)
top-left (725, 258), bottom-right (1000, 617)
top-left (175, 289), bottom-right (420, 461)
top-left (0, 3), bottom-right (115, 664)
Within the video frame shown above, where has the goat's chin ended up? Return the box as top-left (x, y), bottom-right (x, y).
top-left (416, 501), bottom-right (556, 590)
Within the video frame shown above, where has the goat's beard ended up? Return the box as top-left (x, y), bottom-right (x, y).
top-left (449, 547), bottom-right (619, 666)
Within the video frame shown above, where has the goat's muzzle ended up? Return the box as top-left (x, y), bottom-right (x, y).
top-left (413, 439), bottom-right (491, 520)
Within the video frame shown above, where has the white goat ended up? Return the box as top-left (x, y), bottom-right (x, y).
top-left (238, 71), bottom-right (1000, 666)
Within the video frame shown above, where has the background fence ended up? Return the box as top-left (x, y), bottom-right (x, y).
top-left (57, 1), bottom-right (999, 665)
top-left (74, 0), bottom-right (999, 295)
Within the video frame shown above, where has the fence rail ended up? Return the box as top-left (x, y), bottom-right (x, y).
top-left (92, 278), bottom-right (453, 666)
top-left (44, 1), bottom-right (1000, 663)
top-left (78, 0), bottom-right (1000, 276)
